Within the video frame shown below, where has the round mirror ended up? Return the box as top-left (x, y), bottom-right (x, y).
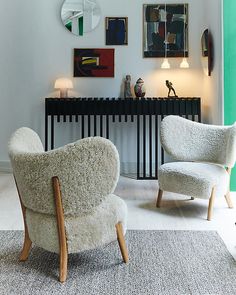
top-left (201, 29), bottom-right (213, 76)
top-left (61, 0), bottom-right (101, 36)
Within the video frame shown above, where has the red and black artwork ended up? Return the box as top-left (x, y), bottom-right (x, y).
top-left (74, 48), bottom-right (115, 77)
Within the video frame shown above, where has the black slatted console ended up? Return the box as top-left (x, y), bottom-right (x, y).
top-left (45, 97), bottom-right (201, 180)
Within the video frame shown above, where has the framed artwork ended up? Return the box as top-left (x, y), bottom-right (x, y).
top-left (74, 48), bottom-right (115, 77)
top-left (143, 4), bottom-right (188, 58)
top-left (105, 17), bottom-right (128, 45)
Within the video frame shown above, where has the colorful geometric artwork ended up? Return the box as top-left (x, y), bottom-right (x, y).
top-left (143, 4), bottom-right (188, 58)
top-left (105, 17), bottom-right (128, 45)
top-left (74, 49), bottom-right (115, 77)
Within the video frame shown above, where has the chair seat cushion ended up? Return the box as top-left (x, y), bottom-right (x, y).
top-left (158, 162), bottom-right (229, 199)
top-left (26, 194), bottom-right (127, 254)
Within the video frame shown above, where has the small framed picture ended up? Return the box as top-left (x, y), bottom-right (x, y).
top-left (105, 17), bottom-right (128, 45)
top-left (74, 48), bottom-right (115, 77)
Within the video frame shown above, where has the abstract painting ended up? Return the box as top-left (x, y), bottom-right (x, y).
top-left (74, 48), bottom-right (115, 77)
top-left (143, 4), bottom-right (188, 58)
top-left (106, 17), bottom-right (128, 45)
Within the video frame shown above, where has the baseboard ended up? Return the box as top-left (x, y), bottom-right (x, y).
top-left (120, 162), bottom-right (162, 174)
top-left (120, 162), bottom-right (137, 174)
top-left (0, 161), bottom-right (12, 173)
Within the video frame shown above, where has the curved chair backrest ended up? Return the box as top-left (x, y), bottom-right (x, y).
top-left (9, 127), bottom-right (44, 154)
top-left (160, 116), bottom-right (236, 168)
top-left (8, 127), bottom-right (120, 216)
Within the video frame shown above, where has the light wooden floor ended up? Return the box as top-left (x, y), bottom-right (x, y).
top-left (1, 173), bottom-right (236, 259)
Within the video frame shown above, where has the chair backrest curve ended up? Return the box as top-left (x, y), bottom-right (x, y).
top-left (160, 116), bottom-right (236, 168)
top-left (8, 127), bottom-right (120, 216)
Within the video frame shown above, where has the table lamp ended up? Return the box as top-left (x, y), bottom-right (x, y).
top-left (54, 78), bottom-right (73, 98)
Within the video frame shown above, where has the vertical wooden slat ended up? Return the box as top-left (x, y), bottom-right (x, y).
top-left (45, 112), bottom-right (48, 151)
top-left (149, 114), bottom-right (152, 177)
top-left (161, 115), bottom-right (164, 164)
top-left (118, 97), bottom-right (122, 122)
top-left (81, 115), bottom-right (84, 139)
top-left (155, 115), bottom-right (158, 178)
top-left (143, 114), bottom-right (146, 178)
top-left (106, 115), bottom-right (109, 139)
top-left (112, 97), bottom-right (116, 122)
top-left (51, 115), bottom-right (54, 150)
top-left (100, 115), bottom-right (103, 137)
top-left (88, 115), bottom-right (91, 137)
top-left (106, 97), bottom-right (109, 139)
top-left (94, 115), bottom-right (97, 136)
top-left (137, 114), bottom-right (140, 179)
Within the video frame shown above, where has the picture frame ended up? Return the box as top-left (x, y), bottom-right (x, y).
top-left (105, 17), bottom-right (128, 45)
top-left (74, 48), bottom-right (115, 77)
top-left (143, 4), bottom-right (189, 58)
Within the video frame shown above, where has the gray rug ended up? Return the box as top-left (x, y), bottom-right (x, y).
top-left (0, 230), bottom-right (236, 295)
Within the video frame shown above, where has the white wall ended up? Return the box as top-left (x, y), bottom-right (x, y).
top-left (0, 0), bottom-right (223, 171)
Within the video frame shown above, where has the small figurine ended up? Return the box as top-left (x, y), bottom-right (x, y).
top-left (134, 78), bottom-right (146, 98)
top-left (166, 80), bottom-right (178, 97)
top-left (124, 75), bottom-right (132, 98)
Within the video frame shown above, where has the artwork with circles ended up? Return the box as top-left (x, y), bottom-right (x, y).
top-left (61, 0), bottom-right (101, 36)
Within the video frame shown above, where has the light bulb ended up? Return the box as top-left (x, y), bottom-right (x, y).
top-left (161, 58), bottom-right (170, 69)
top-left (180, 57), bottom-right (189, 69)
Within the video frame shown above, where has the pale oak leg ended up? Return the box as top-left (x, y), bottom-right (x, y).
top-left (225, 167), bottom-right (233, 208)
top-left (225, 191), bottom-right (234, 208)
top-left (207, 187), bottom-right (216, 221)
top-left (52, 176), bottom-right (68, 283)
top-left (20, 230), bottom-right (32, 261)
top-left (116, 222), bottom-right (129, 263)
top-left (14, 175), bottom-right (32, 261)
top-left (156, 189), bottom-right (163, 208)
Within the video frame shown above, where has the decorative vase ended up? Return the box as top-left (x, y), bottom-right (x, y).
top-left (134, 78), bottom-right (146, 98)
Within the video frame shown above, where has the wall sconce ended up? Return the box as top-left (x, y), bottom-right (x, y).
top-left (161, 4), bottom-right (170, 69)
top-left (180, 4), bottom-right (189, 69)
top-left (54, 78), bottom-right (73, 98)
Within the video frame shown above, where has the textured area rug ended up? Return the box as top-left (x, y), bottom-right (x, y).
top-left (0, 230), bottom-right (236, 295)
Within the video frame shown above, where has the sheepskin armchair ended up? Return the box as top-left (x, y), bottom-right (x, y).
top-left (8, 127), bottom-right (128, 282)
top-left (156, 116), bottom-right (236, 221)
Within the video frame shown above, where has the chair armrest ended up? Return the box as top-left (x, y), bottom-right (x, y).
top-left (11, 137), bottom-right (120, 216)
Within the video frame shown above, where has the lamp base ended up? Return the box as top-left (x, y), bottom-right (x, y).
top-left (60, 89), bottom-right (68, 98)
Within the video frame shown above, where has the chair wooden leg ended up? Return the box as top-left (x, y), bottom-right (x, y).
top-left (156, 189), bottom-right (163, 208)
top-left (52, 176), bottom-right (68, 283)
top-left (20, 230), bottom-right (32, 261)
top-left (225, 192), bottom-right (234, 208)
top-left (14, 176), bottom-right (32, 261)
top-left (225, 168), bottom-right (233, 209)
top-left (116, 222), bottom-right (129, 263)
top-left (207, 187), bottom-right (216, 221)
